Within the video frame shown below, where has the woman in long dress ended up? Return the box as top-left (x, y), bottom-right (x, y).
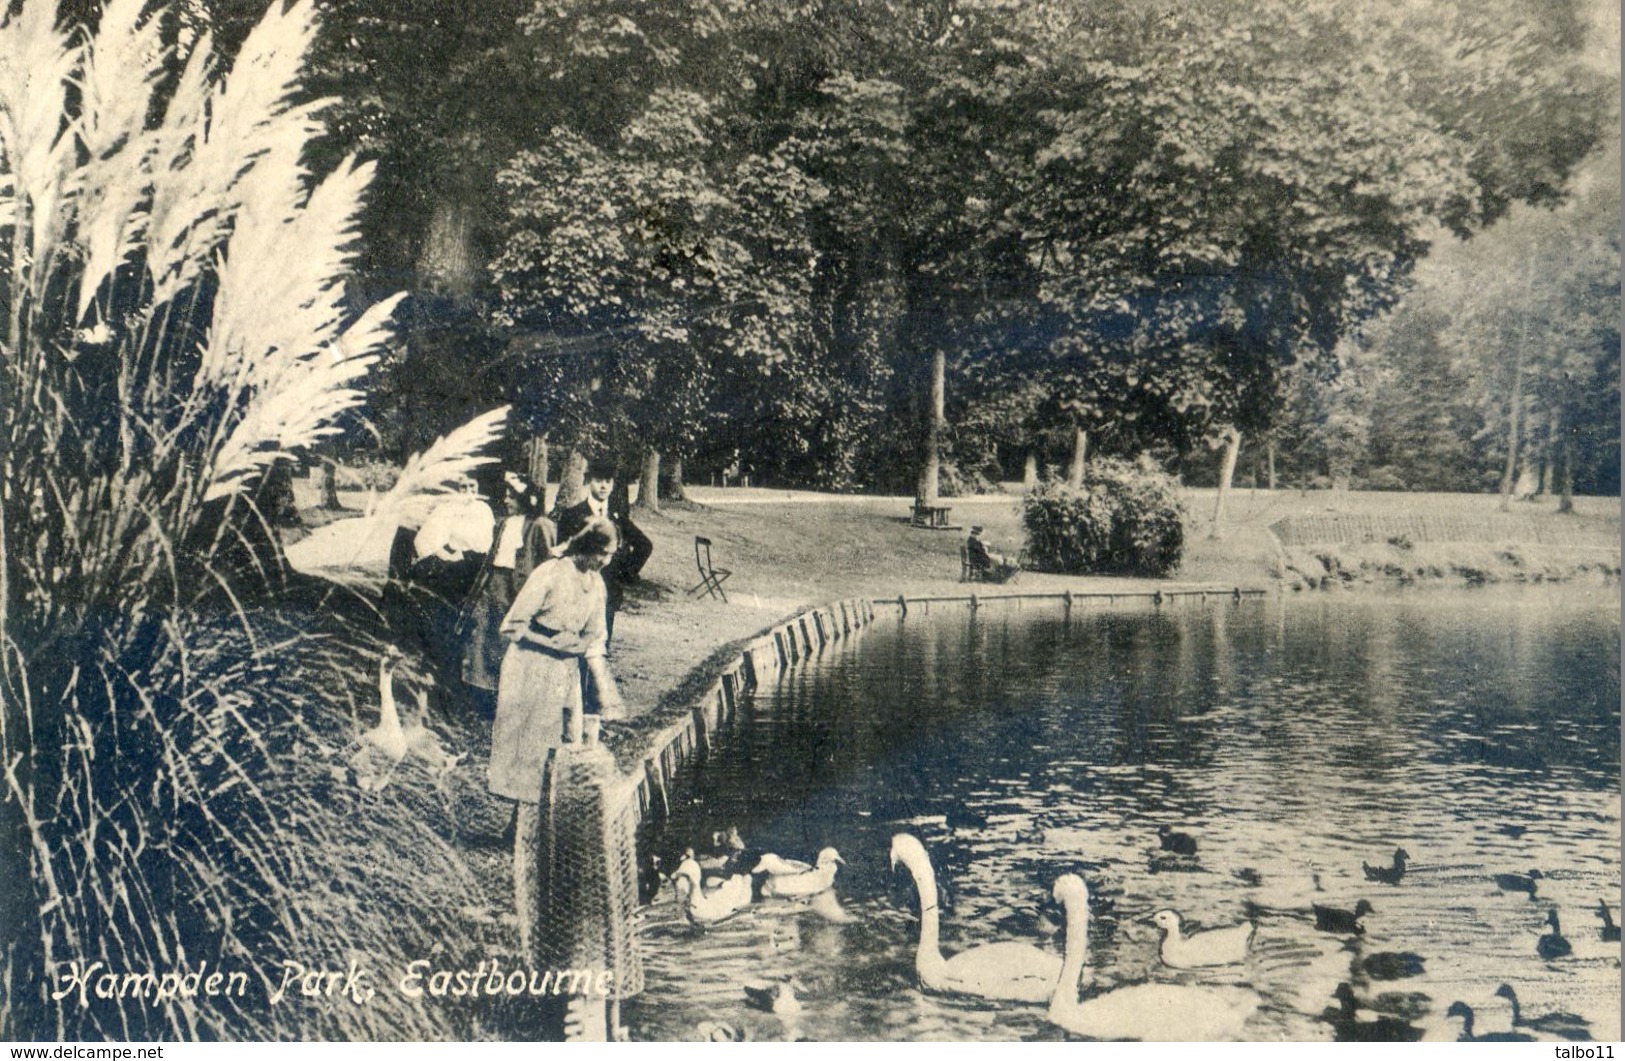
top-left (489, 518), bottom-right (622, 953)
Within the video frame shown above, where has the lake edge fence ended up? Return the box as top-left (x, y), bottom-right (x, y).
top-left (529, 585), bottom-right (1267, 1039)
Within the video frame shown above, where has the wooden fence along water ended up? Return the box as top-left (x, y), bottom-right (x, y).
top-left (532, 586), bottom-right (1266, 1039)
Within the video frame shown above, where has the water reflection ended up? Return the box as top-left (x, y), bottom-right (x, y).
top-left (625, 587), bottom-right (1620, 1041)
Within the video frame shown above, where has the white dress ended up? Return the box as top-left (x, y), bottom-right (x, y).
top-left (486, 558), bottom-right (606, 801)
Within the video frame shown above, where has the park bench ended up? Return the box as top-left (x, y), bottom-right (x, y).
top-left (912, 500), bottom-right (953, 528)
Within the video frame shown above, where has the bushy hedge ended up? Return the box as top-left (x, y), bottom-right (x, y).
top-left (1021, 457), bottom-right (1186, 577)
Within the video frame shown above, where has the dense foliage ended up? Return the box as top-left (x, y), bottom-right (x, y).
top-left (189, 0), bottom-right (1616, 497)
top-left (1022, 458), bottom-right (1186, 577)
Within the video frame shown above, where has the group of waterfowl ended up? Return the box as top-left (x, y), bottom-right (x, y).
top-left (1319, 845), bottom-right (1611, 1042)
top-left (669, 831), bottom-right (847, 926)
top-left (668, 829), bottom-right (1610, 1042)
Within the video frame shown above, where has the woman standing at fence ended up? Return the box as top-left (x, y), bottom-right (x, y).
top-left (490, 518), bottom-right (624, 953)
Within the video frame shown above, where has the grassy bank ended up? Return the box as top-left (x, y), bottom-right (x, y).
top-left (290, 480), bottom-right (1619, 716)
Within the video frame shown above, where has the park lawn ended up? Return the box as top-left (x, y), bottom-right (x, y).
top-left (289, 477), bottom-right (1617, 720)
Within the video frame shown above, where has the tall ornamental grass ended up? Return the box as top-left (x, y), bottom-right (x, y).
top-left (0, 0), bottom-right (502, 1039)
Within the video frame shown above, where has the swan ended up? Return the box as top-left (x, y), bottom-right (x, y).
top-left (1048, 875), bottom-right (1259, 1041)
top-left (1312, 899), bottom-right (1374, 935)
top-left (1595, 900), bottom-right (1620, 942)
top-left (349, 648), bottom-right (409, 791)
top-left (1362, 848), bottom-right (1409, 885)
top-left (1494, 983), bottom-right (1589, 1041)
top-left (888, 833), bottom-right (1063, 1002)
top-left (672, 855), bottom-right (753, 926)
top-left (760, 848), bottom-right (843, 899)
top-left (1536, 908), bottom-right (1572, 960)
top-left (1145, 909), bottom-right (1254, 968)
top-left (1446, 1001), bottom-right (1533, 1042)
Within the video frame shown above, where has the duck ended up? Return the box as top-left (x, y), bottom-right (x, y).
top-left (694, 1020), bottom-right (750, 1042)
top-left (1595, 900), bottom-right (1620, 942)
top-left (1144, 909), bottom-right (1254, 968)
top-left (1362, 848), bottom-right (1409, 885)
top-left (1494, 869), bottom-right (1543, 899)
top-left (1320, 983), bottom-right (1423, 1042)
top-left (672, 855), bottom-right (753, 926)
top-left (1536, 908), bottom-right (1572, 960)
top-left (1157, 826), bottom-right (1198, 857)
top-left (1048, 875), bottom-right (1259, 1041)
top-left (1494, 983), bottom-right (1590, 1041)
top-left (697, 827), bottom-right (748, 872)
top-left (888, 833), bottom-right (1064, 1003)
top-left (1313, 899), bottom-right (1374, 935)
top-left (1360, 952), bottom-right (1425, 980)
top-left (1445, 1000), bottom-right (1534, 1042)
top-left (760, 848), bottom-right (844, 899)
top-left (744, 978), bottom-right (802, 1018)
top-left (753, 852), bottom-right (814, 877)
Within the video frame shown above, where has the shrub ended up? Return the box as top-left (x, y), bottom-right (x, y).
top-left (1022, 456), bottom-right (1186, 577)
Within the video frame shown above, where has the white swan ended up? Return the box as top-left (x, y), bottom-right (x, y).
top-left (1049, 875), bottom-right (1259, 1041)
top-left (349, 648), bottom-right (409, 790)
top-left (761, 848), bottom-right (844, 899)
top-left (888, 833), bottom-right (1063, 1002)
top-left (1146, 909), bottom-right (1255, 968)
top-left (673, 855), bottom-right (753, 925)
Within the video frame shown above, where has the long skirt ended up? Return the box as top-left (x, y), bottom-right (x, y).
top-left (461, 569), bottom-right (516, 692)
top-left (488, 641), bottom-right (582, 802)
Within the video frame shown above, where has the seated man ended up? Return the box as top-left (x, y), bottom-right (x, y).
top-left (965, 525), bottom-right (1019, 583)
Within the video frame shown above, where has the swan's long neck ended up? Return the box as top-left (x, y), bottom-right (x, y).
top-left (1051, 890), bottom-right (1088, 1019)
top-left (902, 852), bottom-right (946, 979)
top-left (1503, 992), bottom-right (1521, 1025)
top-left (379, 661), bottom-right (401, 733)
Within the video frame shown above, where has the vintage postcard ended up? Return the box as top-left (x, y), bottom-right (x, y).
top-left (0, 0), bottom-right (1619, 1045)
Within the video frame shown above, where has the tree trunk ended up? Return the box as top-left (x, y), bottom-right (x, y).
top-left (1210, 427), bottom-right (1243, 540)
top-left (418, 199), bottom-right (477, 301)
top-left (916, 349), bottom-right (945, 505)
top-left (1266, 440), bottom-right (1277, 491)
top-left (1498, 343), bottom-right (1526, 512)
top-left (1066, 427), bottom-right (1087, 490)
top-left (1536, 451), bottom-right (1549, 496)
top-left (556, 449), bottom-right (588, 512)
top-left (661, 455), bottom-right (689, 502)
top-left (1556, 408), bottom-right (1574, 514)
top-left (525, 435), bottom-right (549, 489)
top-left (637, 447), bottom-right (660, 512)
top-left (319, 462), bottom-right (341, 509)
top-left (1023, 451), bottom-right (1038, 487)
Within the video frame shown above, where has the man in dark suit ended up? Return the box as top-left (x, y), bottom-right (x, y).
top-left (553, 458), bottom-right (652, 638)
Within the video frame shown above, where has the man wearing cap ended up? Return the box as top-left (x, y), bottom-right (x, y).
top-left (553, 458), bottom-right (653, 637)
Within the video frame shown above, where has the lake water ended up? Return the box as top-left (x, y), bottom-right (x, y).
top-left (623, 586), bottom-right (1621, 1041)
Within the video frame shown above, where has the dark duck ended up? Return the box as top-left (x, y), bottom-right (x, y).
top-left (1362, 848), bottom-right (1409, 885)
top-left (1313, 899), bottom-right (1375, 935)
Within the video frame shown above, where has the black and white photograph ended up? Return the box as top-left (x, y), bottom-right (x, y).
top-left (0, 0), bottom-right (1619, 1044)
